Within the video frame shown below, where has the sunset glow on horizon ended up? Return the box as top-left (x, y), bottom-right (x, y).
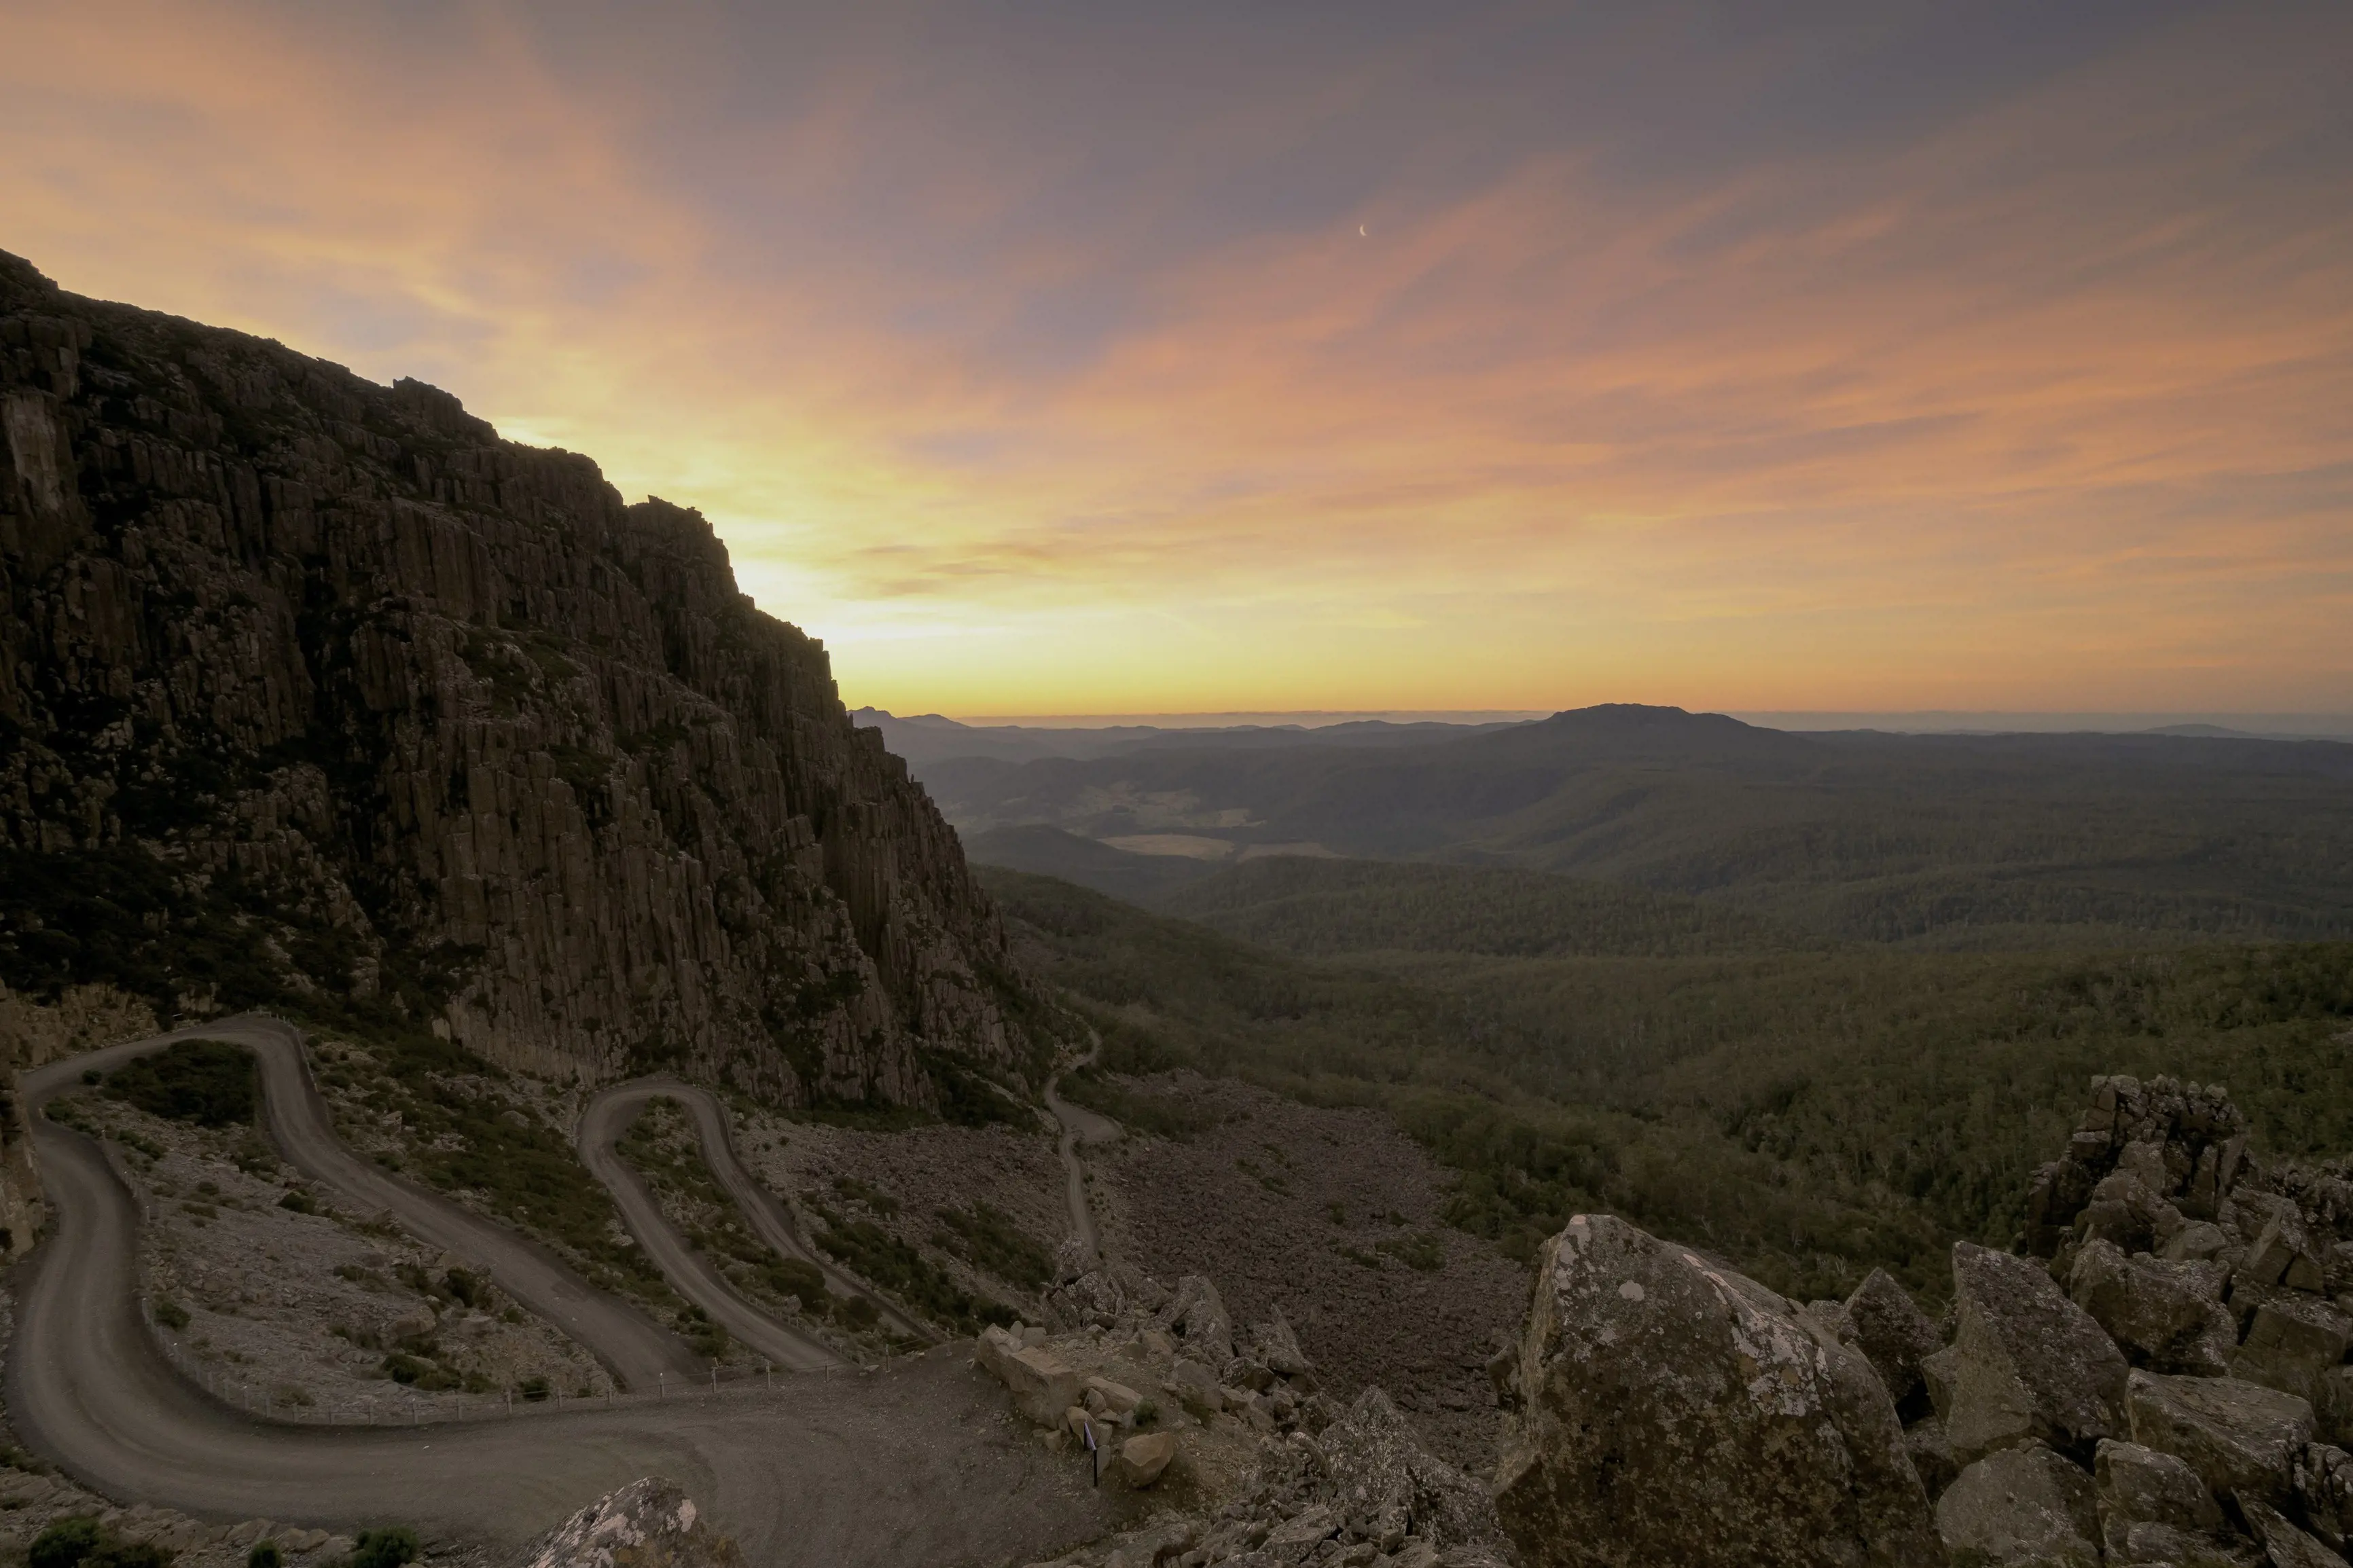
top-left (5, 1), bottom-right (2347, 716)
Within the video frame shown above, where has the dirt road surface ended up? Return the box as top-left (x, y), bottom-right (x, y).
top-left (1041, 1046), bottom-right (1121, 1268)
top-left (6, 1019), bottom-right (1113, 1563)
top-left (578, 1078), bottom-right (931, 1345)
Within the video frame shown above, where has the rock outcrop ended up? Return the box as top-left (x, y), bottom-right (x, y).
top-left (1484, 1071), bottom-right (2353, 1568)
top-left (1492, 1213), bottom-right (1938, 1567)
top-left (518, 1476), bottom-right (741, 1568)
top-left (1932, 1241), bottom-right (2127, 1462)
top-left (988, 1255), bottom-right (1507, 1568)
top-left (0, 250), bottom-right (1046, 1109)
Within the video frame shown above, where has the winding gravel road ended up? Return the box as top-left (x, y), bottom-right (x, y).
top-left (4, 1019), bottom-right (1112, 1563)
top-left (579, 1078), bottom-right (930, 1347)
top-left (42, 1019), bottom-right (701, 1388)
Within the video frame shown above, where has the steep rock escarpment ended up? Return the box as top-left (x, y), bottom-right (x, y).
top-left (0, 250), bottom-right (1044, 1108)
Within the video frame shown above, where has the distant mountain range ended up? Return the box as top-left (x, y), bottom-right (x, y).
top-left (893, 703), bottom-right (2353, 949)
top-left (846, 708), bottom-right (1526, 769)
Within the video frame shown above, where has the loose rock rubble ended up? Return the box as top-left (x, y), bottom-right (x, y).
top-left (978, 1252), bottom-right (1508, 1567)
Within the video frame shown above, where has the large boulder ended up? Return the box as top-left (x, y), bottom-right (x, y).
top-left (1845, 1269), bottom-right (1943, 1409)
top-left (2235, 1197), bottom-right (2329, 1294)
top-left (2238, 1497), bottom-right (2351, 1568)
top-left (2127, 1370), bottom-right (2315, 1506)
top-left (2231, 1290), bottom-right (2353, 1403)
top-left (1107, 1432), bottom-right (1178, 1490)
top-left (2092, 1440), bottom-right (2234, 1566)
top-left (518, 1477), bottom-right (742, 1568)
top-left (2318, 1368), bottom-right (2353, 1448)
top-left (1933, 1442), bottom-right (2098, 1567)
top-left (2300, 1444), bottom-right (2353, 1554)
top-left (2068, 1239), bottom-right (2234, 1375)
top-left (975, 1326), bottom-right (1083, 1425)
top-left (1943, 1243), bottom-right (2129, 1462)
top-left (2079, 1169), bottom-right (2188, 1257)
top-left (1155, 1275), bottom-right (1236, 1367)
top-left (1244, 1306), bottom-right (1314, 1379)
top-left (1493, 1214), bottom-right (1938, 1567)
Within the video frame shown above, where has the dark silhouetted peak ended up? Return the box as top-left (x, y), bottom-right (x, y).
top-left (0, 250), bottom-right (57, 304)
top-left (389, 376), bottom-right (497, 442)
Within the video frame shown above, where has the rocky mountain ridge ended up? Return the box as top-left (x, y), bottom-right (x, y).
top-left (0, 250), bottom-right (1041, 1108)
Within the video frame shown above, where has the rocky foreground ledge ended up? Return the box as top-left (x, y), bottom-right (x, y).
top-left (1487, 1072), bottom-right (2353, 1568)
top-left (550, 1072), bottom-right (2353, 1567)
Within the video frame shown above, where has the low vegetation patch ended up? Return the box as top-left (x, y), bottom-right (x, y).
top-left (320, 1036), bottom-right (684, 1318)
top-left (29, 1515), bottom-right (168, 1568)
top-left (810, 1205), bottom-right (1016, 1334)
top-left (103, 1040), bottom-right (256, 1125)
top-left (1058, 1070), bottom-right (1219, 1140)
top-left (931, 1203), bottom-right (1054, 1290)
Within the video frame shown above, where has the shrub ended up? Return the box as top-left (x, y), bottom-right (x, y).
top-left (247, 1542), bottom-right (282, 1568)
top-left (931, 1204), bottom-right (1054, 1291)
top-left (103, 1041), bottom-right (256, 1125)
top-left (151, 1297), bottom-right (190, 1330)
top-left (351, 1527), bottom-right (419, 1568)
top-left (1374, 1230), bottom-right (1446, 1273)
top-left (29, 1516), bottom-right (101, 1568)
top-left (763, 1257), bottom-right (828, 1311)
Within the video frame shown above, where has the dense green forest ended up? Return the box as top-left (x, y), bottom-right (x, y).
top-left (983, 864), bottom-right (2353, 1304)
top-left (1155, 855), bottom-right (1797, 958)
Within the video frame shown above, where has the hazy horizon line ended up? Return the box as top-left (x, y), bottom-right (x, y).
top-left (877, 706), bottom-right (2353, 735)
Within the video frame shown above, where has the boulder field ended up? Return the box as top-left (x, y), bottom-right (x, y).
top-left (960, 1073), bottom-right (2353, 1568)
top-left (1486, 1072), bottom-right (2353, 1567)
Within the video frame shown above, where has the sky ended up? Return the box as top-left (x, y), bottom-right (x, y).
top-left (3, 1), bottom-right (2349, 716)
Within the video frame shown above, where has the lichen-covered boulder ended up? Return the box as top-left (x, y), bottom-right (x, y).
top-left (2127, 1370), bottom-right (2315, 1506)
top-left (1845, 1269), bottom-right (1943, 1409)
top-left (2079, 1169), bottom-right (2188, 1256)
top-left (2068, 1239), bottom-right (2233, 1376)
top-left (2092, 1440), bottom-right (2233, 1565)
top-left (2238, 1496), bottom-right (2350, 1568)
top-left (2236, 1199), bottom-right (2329, 1294)
top-left (1944, 1243), bottom-right (2128, 1462)
top-left (1493, 1214), bottom-right (1939, 1567)
top-left (2300, 1444), bottom-right (2353, 1554)
top-left (1933, 1442), bottom-right (2098, 1567)
top-left (519, 1477), bottom-right (741, 1568)
top-left (2232, 1290), bottom-right (2353, 1403)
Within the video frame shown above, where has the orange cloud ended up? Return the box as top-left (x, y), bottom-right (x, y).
top-left (1, 2), bottom-right (2346, 714)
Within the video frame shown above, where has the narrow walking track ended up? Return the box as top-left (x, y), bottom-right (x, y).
top-left (1040, 1038), bottom-right (1121, 1268)
top-left (3, 1018), bottom-right (1110, 1563)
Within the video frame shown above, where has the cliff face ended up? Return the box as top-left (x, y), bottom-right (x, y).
top-left (0, 250), bottom-right (1041, 1107)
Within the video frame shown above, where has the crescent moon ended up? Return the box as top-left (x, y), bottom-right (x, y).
top-left (1359, 224), bottom-right (1367, 237)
